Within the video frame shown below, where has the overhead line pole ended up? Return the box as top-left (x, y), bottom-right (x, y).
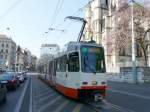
top-left (65, 16), bottom-right (87, 42)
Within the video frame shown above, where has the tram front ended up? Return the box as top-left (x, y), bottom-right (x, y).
top-left (79, 44), bottom-right (107, 101)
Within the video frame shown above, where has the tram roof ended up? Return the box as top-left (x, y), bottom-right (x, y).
top-left (53, 41), bottom-right (103, 59)
top-left (66, 41), bottom-right (103, 50)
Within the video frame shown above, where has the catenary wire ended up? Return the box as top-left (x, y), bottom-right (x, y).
top-left (0, 0), bottom-right (24, 20)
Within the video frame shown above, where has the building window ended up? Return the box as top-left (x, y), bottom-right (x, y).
top-left (6, 44), bottom-right (9, 47)
top-left (101, 18), bottom-right (105, 33)
top-left (6, 49), bottom-right (8, 53)
top-left (1, 49), bottom-right (3, 53)
top-left (119, 47), bottom-right (126, 56)
top-left (101, 0), bottom-right (108, 9)
top-left (5, 55), bottom-right (7, 59)
top-left (105, 0), bottom-right (108, 8)
top-left (136, 44), bottom-right (142, 57)
top-left (2, 43), bottom-right (4, 47)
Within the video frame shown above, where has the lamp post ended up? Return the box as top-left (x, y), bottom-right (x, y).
top-left (131, 0), bottom-right (137, 83)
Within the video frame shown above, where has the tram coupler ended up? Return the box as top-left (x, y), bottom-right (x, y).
top-left (94, 93), bottom-right (103, 102)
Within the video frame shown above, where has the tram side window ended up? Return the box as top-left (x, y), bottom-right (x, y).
top-left (56, 56), bottom-right (67, 72)
top-left (56, 58), bottom-right (60, 72)
top-left (60, 55), bottom-right (67, 72)
top-left (68, 52), bottom-right (79, 72)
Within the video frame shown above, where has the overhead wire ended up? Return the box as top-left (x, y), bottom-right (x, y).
top-left (54, 7), bottom-right (85, 43)
top-left (0, 0), bottom-right (24, 20)
top-left (44, 0), bottom-right (64, 38)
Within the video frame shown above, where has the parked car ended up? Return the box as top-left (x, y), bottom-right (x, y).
top-left (0, 82), bottom-right (7, 103)
top-left (17, 71), bottom-right (27, 80)
top-left (17, 75), bottom-right (25, 83)
top-left (0, 72), bottom-right (20, 90)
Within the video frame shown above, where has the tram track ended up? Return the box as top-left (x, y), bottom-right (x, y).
top-left (82, 99), bottom-right (136, 112)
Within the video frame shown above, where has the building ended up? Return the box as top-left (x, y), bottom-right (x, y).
top-left (84, 0), bottom-right (115, 72)
top-left (40, 44), bottom-right (60, 56)
top-left (15, 46), bottom-right (25, 72)
top-left (25, 49), bottom-right (32, 70)
top-left (30, 55), bottom-right (37, 71)
top-left (84, 0), bottom-right (150, 73)
top-left (0, 34), bottom-right (16, 71)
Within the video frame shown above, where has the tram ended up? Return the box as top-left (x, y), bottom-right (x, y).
top-left (47, 41), bottom-right (107, 101)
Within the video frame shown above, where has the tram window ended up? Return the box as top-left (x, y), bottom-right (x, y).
top-left (68, 52), bottom-right (79, 72)
top-left (56, 58), bottom-right (60, 71)
top-left (81, 46), bottom-right (106, 73)
top-left (60, 55), bottom-right (67, 72)
top-left (56, 55), bottom-right (67, 72)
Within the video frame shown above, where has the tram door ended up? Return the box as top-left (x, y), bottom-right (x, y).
top-left (52, 60), bottom-right (57, 85)
top-left (67, 52), bottom-right (80, 88)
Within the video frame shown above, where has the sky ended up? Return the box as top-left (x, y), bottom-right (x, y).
top-left (0, 0), bottom-right (145, 58)
top-left (0, 0), bottom-right (89, 58)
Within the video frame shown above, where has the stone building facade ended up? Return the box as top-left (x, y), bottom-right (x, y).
top-left (84, 0), bottom-right (150, 73)
top-left (0, 34), bottom-right (16, 71)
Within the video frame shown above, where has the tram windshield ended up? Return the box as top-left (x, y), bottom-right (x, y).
top-left (81, 46), bottom-right (106, 73)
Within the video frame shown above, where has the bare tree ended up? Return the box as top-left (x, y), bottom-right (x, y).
top-left (107, 0), bottom-right (150, 66)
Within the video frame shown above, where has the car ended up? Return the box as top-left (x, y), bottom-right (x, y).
top-left (17, 75), bottom-right (25, 83)
top-left (0, 82), bottom-right (7, 103)
top-left (0, 73), bottom-right (20, 90)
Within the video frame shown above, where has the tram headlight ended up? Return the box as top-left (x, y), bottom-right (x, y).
top-left (92, 81), bottom-right (97, 85)
top-left (101, 81), bottom-right (106, 85)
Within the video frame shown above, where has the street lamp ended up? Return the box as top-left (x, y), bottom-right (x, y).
top-left (131, 0), bottom-right (137, 83)
top-left (131, 0), bottom-right (145, 83)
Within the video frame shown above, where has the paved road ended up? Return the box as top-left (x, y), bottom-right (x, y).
top-left (1, 74), bottom-right (149, 112)
top-left (0, 80), bottom-right (27, 112)
top-left (107, 81), bottom-right (150, 112)
top-left (31, 75), bottom-right (138, 112)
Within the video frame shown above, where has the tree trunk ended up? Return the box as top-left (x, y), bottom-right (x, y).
top-left (143, 49), bottom-right (148, 67)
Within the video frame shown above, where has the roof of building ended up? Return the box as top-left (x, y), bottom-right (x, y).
top-left (0, 34), bottom-right (9, 39)
top-left (41, 44), bottom-right (59, 48)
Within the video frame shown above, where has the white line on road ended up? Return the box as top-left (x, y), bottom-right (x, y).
top-left (14, 77), bottom-right (30, 112)
top-left (37, 87), bottom-right (53, 94)
top-left (38, 96), bottom-right (62, 112)
top-left (72, 103), bottom-right (83, 112)
top-left (108, 89), bottom-right (150, 100)
top-left (37, 92), bottom-right (57, 103)
top-left (103, 100), bottom-right (136, 112)
top-left (53, 100), bottom-right (70, 112)
top-left (29, 76), bottom-right (33, 112)
top-left (35, 89), bottom-right (54, 98)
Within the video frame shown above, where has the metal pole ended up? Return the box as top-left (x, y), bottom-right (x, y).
top-left (131, 0), bottom-right (137, 83)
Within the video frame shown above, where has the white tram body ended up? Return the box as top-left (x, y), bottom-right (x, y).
top-left (48, 41), bottom-right (107, 100)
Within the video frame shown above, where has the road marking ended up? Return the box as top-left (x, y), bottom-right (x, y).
top-left (38, 87), bottom-right (52, 94)
top-left (35, 89), bottom-right (53, 98)
top-left (37, 92), bottom-right (57, 103)
top-left (29, 76), bottom-right (33, 112)
top-left (72, 104), bottom-right (83, 112)
top-left (103, 100), bottom-right (136, 112)
top-left (53, 100), bottom-right (70, 112)
top-left (109, 89), bottom-right (150, 100)
top-left (38, 96), bottom-right (62, 112)
top-left (14, 76), bottom-right (30, 112)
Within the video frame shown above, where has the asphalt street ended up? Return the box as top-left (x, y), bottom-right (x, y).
top-left (1, 74), bottom-right (150, 112)
top-left (32, 75), bottom-right (150, 112)
top-left (107, 81), bottom-right (150, 112)
top-left (0, 80), bottom-right (26, 112)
